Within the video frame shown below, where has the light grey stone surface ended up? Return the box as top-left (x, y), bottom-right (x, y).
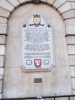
top-left (0, 68), bottom-right (4, 75)
top-left (53, 0), bottom-right (66, 8)
top-left (68, 45), bottom-right (75, 54)
top-left (0, 35), bottom-right (6, 44)
top-left (70, 67), bottom-right (75, 77)
top-left (70, 97), bottom-right (75, 100)
top-left (0, 94), bottom-right (2, 99)
top-left (0, 45), bottom-right (5, 55)
top-left (18, 0), bottom-right (30, 3)
top-left (0, 68), bottom-right (4, 79)
top-left (7, 0), bottom-right (20, 7)
top-left (73, 90), bottom-right (75, 94)
top-left (0, 81), bottom-right (2, 93)
top-left (0, 17), bottom-right (7, 24)
top-left (66, 25), bottom-right (75, 35)
top-left (68, 56), bottom-right (75, 66)
top-left (41, 0), bottom-right (47, 2)
top-left (63, 10), bottom-right (75, 19)
top-left (72, 2), bottom-right (75, 9)
top-left (65, 19), bottom-right (75, 26)
top-left (0, 74), bottom-right (3, 80)
top-left (55, 98), bottom-right (68, 100)
top-left (44, 99), bottom-right (54, 100)
top-left (47, 0), bottom-right (55, 4)
top-left (0, 7), bottom-right (10, 17)
top-left (0, 0), bottom-right (14, 11)
top-left (71, 78), bottom-right (75, 89)
top-left (66, 36), bottom-right (75, 44)
top-left (0, 56), bottom-right (4, 67)
top-left (0, 24), bottom-right (7, 34)
top-left (58, 2), bottom-right (71, 13)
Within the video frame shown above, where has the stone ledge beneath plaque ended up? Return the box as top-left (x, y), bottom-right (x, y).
top-left (21, 65), bottom-right (55, 73)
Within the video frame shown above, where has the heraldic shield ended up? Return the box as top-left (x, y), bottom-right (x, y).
top-left (34, 59), bottom-right (41, 67)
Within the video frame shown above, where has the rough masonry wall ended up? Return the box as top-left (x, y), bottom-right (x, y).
top-left (0, 0), bottom-right (75, 98)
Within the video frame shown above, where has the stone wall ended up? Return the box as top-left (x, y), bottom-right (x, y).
top-left (0, 0), bottom-right (75, 99)
top-left (65, 19), bottom-right (75, 94)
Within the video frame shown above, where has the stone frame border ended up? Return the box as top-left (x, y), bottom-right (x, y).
top-left (0, 0), bottom-right (75, 98)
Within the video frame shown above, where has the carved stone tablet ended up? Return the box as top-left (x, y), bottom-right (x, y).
top-left (21, 14), bottom-right (55, 72)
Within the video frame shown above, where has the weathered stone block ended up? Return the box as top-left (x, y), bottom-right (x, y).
top-left (0, 81), bottom-right (2, 93)
top-left (63, 10), bottom-right (75, 19)
top-left (70, 67), bottom-right (75, 77)
top-left (53, 0), bottom-right (66, 8)
top-left (0, 35), bottom-right (6, 44)
top-left (68, 45), bottom-right (75, 54)
top-left (55, 98), bottom-right (68, 100)
top-left (0, 68), bottom-right (4, 79)
top-left (0, 94), bottom-right (2, 99)
top-left (0, 7), bottom-right (10, 17)
top-left (43, 99), bottom-right (54, 100)
top-left (73, 90), bottom-right (75, 95)
top-left (58, 2), bottom-right (71, 13)
top-left (0, 17), bottom-right (7, 24)
top-left (18, 0), bottom-right (30, 3)
top-left (0, 0), bottom-right (14, 11)
top-left (72, 2), bottom-right (75, 9)
top-left (0, 45), bottom-right (5, 55)
top-left (65, 19), bottom-right (75, 26)
top-left (71, 78), bottom-right (75, 89)
top-left (7, 0), bottom-right (20, 7)
top-left (66, 25), bottom-right (75, 35)
top-left (0, 24), bottom-right (7, 34)
top-left (0, 68), bottom-right (4, 75)
top-left (66, 36), bottom-right (75, 44)
top-left (0, 75), bottom-right (3, 80)
top-left (70, 97), bottom-right (75, 100)
top-left (68, 55), bottom-right (75, 65)
top-left (47, 0), bottom-right (55, 4)
top-left (0, 56), bottom-right (4, 67)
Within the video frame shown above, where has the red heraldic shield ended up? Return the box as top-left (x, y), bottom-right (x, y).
top-left (34, 59), bottom-right (41, 67)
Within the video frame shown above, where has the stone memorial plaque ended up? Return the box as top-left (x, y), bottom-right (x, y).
top-left (21, 14), bottom-right (55, 71)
